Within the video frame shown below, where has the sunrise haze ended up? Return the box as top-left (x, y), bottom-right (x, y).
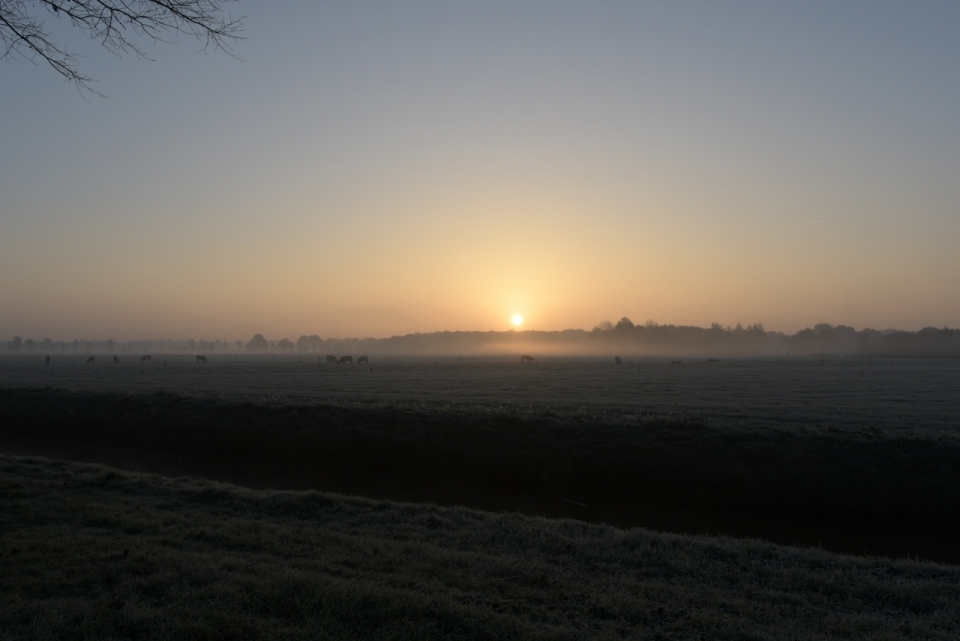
top-left (3, 1), bottom-right (959, 341)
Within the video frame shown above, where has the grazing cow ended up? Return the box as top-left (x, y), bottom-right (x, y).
top-left (520, 355), bottom-right (535, 363)
top-left (86, 356), bottom-right (95, 363)
top-left (615, 356), bottom-right (622, 365)
top-left (113, 355), bottom-right (120, 364)
top-left (45, 356), bottom-right (50, 364)
top-left (338, 356), bottom-right (353, 364)
top-left (358, 356), bottom-right (369, 364)
top-left (325, 355), bottom-right (338, 363)
top-left (196, 355), bottom-right (208, 363)
top-left (140, 355), bottom-right (152, 362)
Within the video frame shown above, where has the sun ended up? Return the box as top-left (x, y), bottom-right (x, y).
top-left (512, 314), bottom-right (523, 327)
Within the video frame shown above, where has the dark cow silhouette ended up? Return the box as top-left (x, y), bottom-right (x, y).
top-left (45, 356), bottom-right (50, 364)
top-left (357, 356), bottom-right (369, 364)
top-left (196, 355), bottom-right (207, 363)
top-left (325, 355), bottom-right (338, 363)
top-left (113, 355), bottom-right (120, 363)
top-left (615, 356), bottom-right (622, 365)
top-left (338, 356), bottom-right (353, 364)
top-left (86, 356), bottom-right (95, 363)
top-left (140, 355), bottom-right (152, 362)
top-left (520, 355), bottom-right (535, 363)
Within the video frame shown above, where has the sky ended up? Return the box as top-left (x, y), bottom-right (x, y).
top-left (2, 1), bottom-right (960, 341)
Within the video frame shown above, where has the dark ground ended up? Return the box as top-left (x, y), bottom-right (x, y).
top-left (3, 455), bottom-right (959, 640)
top-left (2, 387), bottom-right (958, 564)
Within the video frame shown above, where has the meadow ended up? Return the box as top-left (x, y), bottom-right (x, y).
top-left (2, 455), bottom-right (959, 640)
top-left (2, 354), bottom-right (959, 637)
top-left (2, 353), bottom-right (958, 433)
top-left (2, 355), bottom-right (959, 562)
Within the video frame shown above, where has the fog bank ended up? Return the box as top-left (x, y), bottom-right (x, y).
top-left (8, 322), bottom-right (960, 358)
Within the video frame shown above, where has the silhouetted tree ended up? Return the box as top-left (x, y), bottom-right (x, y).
top-left (246, 334), bottom-right (268, 351)
top-left (276, 338), bottom-right (293, 351)
top-left (787, 323), bottom-right (858, 355)
top-left (296, 335), bottom-right (310, 352)
top-left (25, 338), bottom-right (37, 351)
top-left (0, 0), bottom-right (243, 95)
top-left (11, 336), bottom-right (22, 352)
top-left (234, 340), bottom-right (244, 350)
top-left (614, 317), bottom-right (635, 331)
top-left (592, 321), bottom-right (614, 333)
top-left (307, 335), bottom-right (322, 352)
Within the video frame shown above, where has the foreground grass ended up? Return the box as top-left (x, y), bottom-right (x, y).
top-left (2, 388), bottom-right (959, 534)
top-left (2, 455), bottom-right (959, 640)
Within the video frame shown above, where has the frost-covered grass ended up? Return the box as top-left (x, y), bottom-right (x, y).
top-left (2, 388), bottom-right (959, 536)
top-left (2, 454), bottom-right (958, 640)
top-left (2, 354), bottom-right (959, 434)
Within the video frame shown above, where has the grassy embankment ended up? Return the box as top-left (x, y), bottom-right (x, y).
top-left (1, 388), bottom-right (959, 555)
top-left (2, 454), bottom-right (959, 640)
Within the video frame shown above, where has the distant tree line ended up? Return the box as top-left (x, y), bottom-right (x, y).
top-left (6, 322), bottom-right (960, 357)
top-left (588, 318), bottom-right (770, 354)
top-left (4, 337), bottom-right (241, 355)
top-left (586, 319), bottom-right (960, 357)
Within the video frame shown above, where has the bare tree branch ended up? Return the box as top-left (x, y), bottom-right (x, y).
top-left (0, 0), bottom-right (244, 95)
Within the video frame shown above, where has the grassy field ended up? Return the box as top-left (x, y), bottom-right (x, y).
top-left (2, 354), bottom-right (959, 434)
top-left (3, 357), bottom-right (958, 636)
top-left (2, 454), bottom-right (959, 640)
top-left (2, 387), bottom-right (959, 563)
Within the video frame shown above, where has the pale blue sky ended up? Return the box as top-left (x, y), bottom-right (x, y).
top-left (2, 1), bottom-right (959, 340)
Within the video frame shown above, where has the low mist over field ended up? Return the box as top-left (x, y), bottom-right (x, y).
top-left (8, 320), bottom-right (960, 357)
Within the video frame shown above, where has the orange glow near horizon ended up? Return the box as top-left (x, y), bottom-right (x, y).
top-left (2, 4), bottom-right (960, 341)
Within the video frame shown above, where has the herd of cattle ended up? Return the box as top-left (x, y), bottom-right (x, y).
top-left (40, 354), bottom-right (626, 365)
top-left (324, 355), bottom-right (369, 364)
top-left (49, 354), bottom-right (374, 365)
